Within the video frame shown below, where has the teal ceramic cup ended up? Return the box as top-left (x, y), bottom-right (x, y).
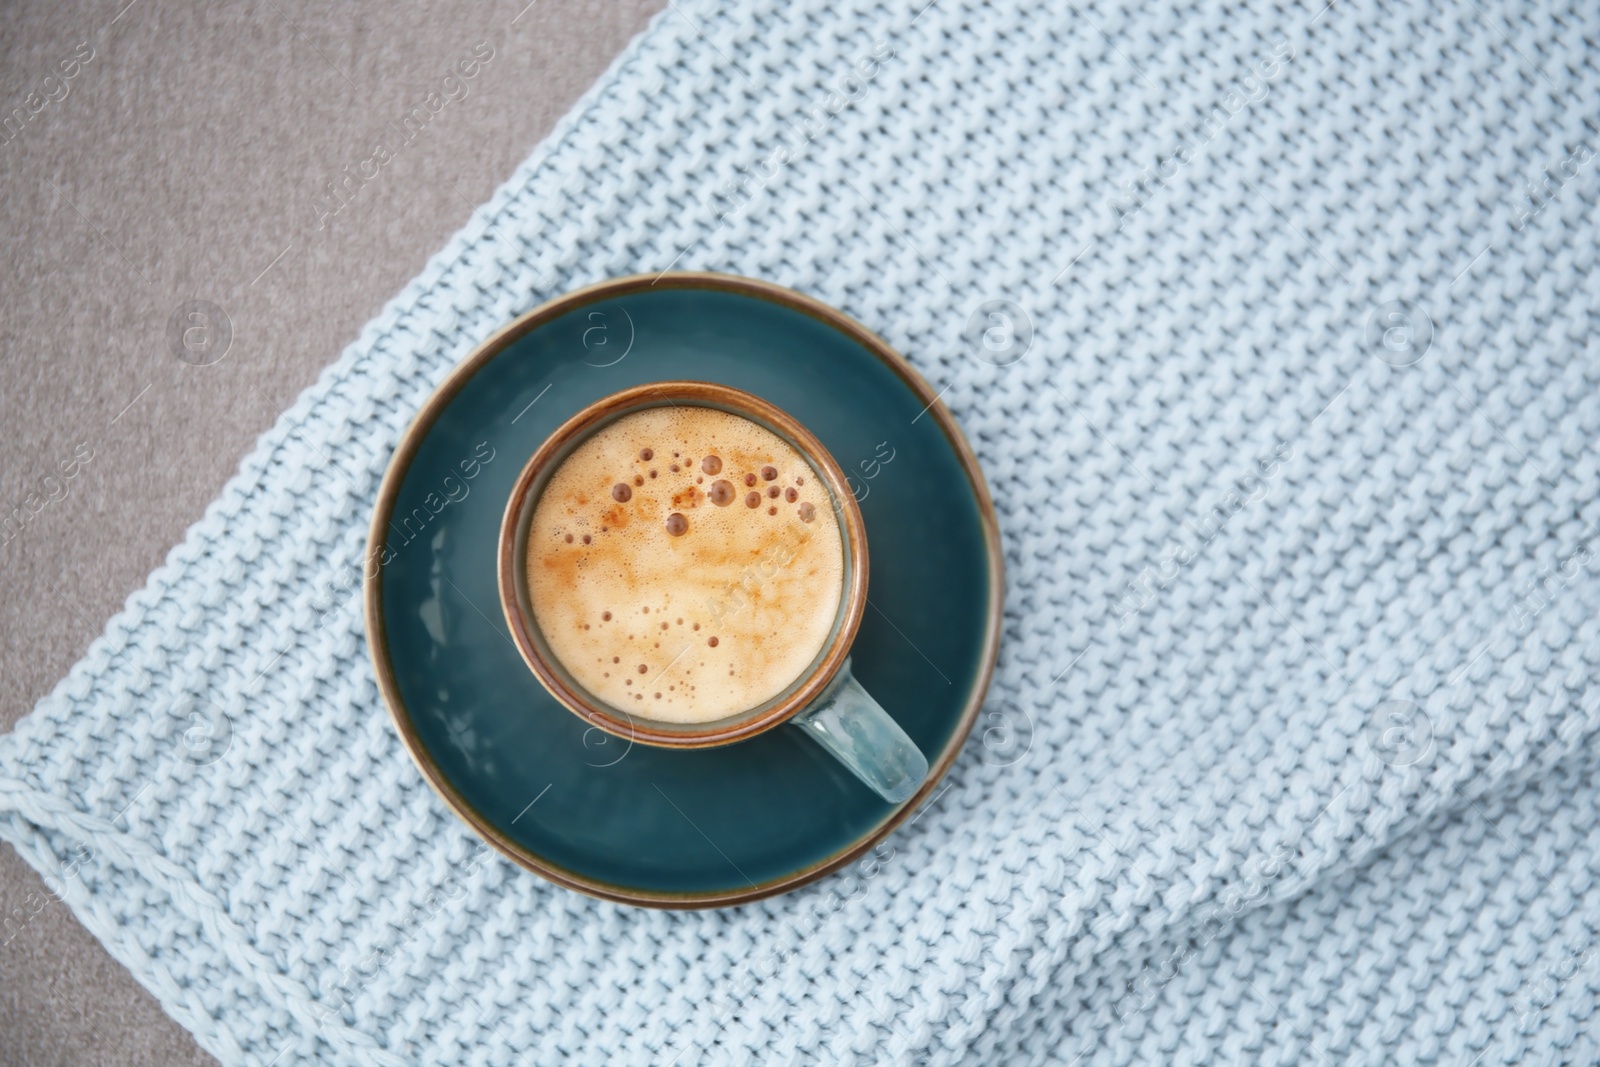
top-left (498, 380), bottom-right (929, 803)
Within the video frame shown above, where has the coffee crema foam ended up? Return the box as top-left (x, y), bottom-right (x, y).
top-left (527, 406), bottom-right (844, 723)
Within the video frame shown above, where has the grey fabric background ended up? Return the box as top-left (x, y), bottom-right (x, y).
top-left (0, 2), bottom-right (661, 1062)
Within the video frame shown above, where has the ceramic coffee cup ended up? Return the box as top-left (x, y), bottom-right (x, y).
top-left (498, 381), bottom-right (928, 803)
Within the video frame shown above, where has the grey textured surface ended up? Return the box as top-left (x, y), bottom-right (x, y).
top-left (0, 2), bottom-right (661, 1062)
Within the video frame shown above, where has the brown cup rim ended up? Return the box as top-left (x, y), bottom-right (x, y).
top-left (497, 380), bottom-right (869, 747)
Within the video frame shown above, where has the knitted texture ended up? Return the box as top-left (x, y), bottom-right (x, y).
top-left (4, 0), bottom-right (1600, 1063)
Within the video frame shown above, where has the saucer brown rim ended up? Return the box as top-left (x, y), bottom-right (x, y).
top-left (365, 271), bottom-right (1004, 909)
top-left (497, 380), bottom-right (870, 748)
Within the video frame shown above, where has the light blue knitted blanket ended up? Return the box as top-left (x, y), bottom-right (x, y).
top-left (4, 0), bottom-right (1599, 1062)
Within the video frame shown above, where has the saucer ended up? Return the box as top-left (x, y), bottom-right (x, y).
top-left (365, 273), bottom-right (1002, 908)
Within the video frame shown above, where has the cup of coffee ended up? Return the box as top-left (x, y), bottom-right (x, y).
top-left (498, 381), bottom-right (928, 803)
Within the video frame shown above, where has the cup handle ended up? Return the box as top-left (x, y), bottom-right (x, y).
top-left (790, 658), bottom-right (928, 804)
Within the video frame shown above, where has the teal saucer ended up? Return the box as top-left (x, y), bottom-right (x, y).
top-left (366, 273), bottom-right (1002, 907)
